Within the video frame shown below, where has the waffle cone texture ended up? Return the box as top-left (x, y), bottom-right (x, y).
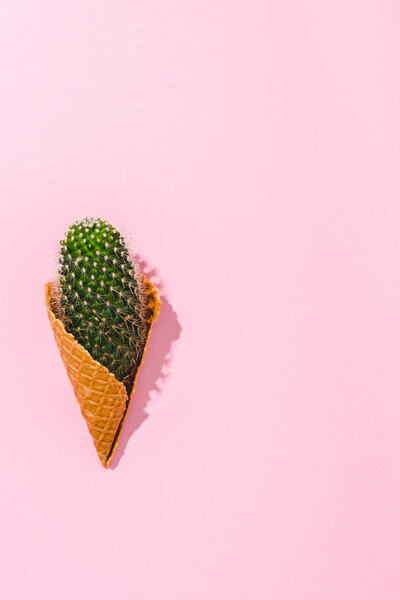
top-left (45, 278), bottom-right (161, 467)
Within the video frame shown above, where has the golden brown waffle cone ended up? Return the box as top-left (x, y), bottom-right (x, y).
top-left (45, 278), bottom-right (161, 468)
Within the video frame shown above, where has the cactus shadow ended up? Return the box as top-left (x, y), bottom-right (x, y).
top-left (109, 258), bottom-right (182, 469)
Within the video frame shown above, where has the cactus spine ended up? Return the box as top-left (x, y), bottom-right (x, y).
top-left (54, 218), bottom-right (149, 391)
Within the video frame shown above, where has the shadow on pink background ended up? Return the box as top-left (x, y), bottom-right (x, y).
top-left (110, 258), bottom-right (182, 469)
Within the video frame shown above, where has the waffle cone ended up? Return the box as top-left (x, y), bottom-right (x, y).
top-left (45, 278), bottom-right (161, 467)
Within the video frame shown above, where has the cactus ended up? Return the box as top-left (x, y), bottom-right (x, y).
top-left (53, 217), bottom-right (149, 391)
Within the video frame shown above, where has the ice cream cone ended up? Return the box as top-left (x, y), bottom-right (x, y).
top-left (45, 278), bottom-right (161, 467)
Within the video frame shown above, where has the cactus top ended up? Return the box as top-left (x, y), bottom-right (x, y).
top-left (55, 217), bottom-right (149, 389)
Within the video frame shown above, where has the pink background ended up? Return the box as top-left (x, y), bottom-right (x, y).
top-left (1, 1), bottom-right (400, 598)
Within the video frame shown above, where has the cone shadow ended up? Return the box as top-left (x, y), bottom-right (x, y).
top-left (109, 259), bottom-right (182, 469)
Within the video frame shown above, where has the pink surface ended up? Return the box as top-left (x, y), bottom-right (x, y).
top-left (1, 1), bottom-right (400, 598)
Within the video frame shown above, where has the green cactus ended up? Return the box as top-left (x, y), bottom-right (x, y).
top-left (54, 217), bottom-right (150, 391)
